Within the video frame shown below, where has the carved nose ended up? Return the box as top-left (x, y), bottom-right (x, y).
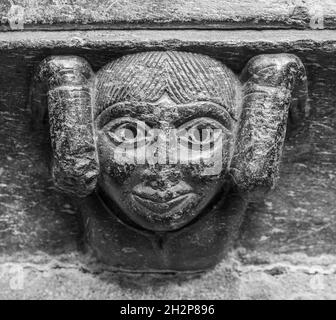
top-left (133, 168), bottom-right (192, 202)
top-left (141, 168), bottom-right (181, 190)
top-left (146, 179), bottom-right (167, 190)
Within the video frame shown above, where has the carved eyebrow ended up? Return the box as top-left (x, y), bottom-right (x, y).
top-left (172, 102), bottom-right (235, 130)
top-left (95, 102), bottom-right (158, 129)
top-left (95, 101), bottom-right (235, 130)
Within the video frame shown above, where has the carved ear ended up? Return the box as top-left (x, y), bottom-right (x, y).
top-left (231, 54), bottom-right (308, 191)
top-left (30, 56), bottom-right (99, 197)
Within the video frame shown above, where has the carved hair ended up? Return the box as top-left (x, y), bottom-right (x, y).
top-left (30, 56), bottom-right (99, 197)
top-left (94, 51), bottom-right (241, 120)
top-left (232, 54), bottom-right (308, 191)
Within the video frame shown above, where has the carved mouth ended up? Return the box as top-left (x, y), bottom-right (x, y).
top-left (132, 193), bottom-right (195, 214)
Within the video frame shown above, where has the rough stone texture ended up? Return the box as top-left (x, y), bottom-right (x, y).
top-left (29, 50), bottom-right (307, 272)
top-left (31, 56), bottom-right (99, 197)
top-left (0, 0), bottom-right (335, 30)
top-left (0, 29), bottom-right (335, 298)
top-left (1, 252), bottom-right (336, 299)
top-left (234, 53), bottom-right (307, 191)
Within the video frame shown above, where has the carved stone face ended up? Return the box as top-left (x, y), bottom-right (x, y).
top-left (96, 95), bottom-right (236, 231)
top-left (31, 51), bottom-right (307, 271)
top-left (89, 51), bottom-right (242, 232)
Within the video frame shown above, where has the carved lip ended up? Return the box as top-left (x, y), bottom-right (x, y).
top-left (132, 193), bottom-right (194, 213)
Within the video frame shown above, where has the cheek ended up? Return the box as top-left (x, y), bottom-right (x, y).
top-left (182, 137), bottom-right (234, 179)
top-left (181, 163), bottom-right (225, 198)
top-left (181, 139), bottom-right (234, 196)
top-left (218, 133), bottom-right (235, 168)
top-left (97, 132), bottom-right (136, 184)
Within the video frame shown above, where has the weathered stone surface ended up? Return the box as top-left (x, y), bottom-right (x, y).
top-left (0, 0), bottom-right (335, 30)
top-left (0, 28), bottom-right (335, 297)
top-left (0, 252), bottom-right (336, 299)
top-left (31, 56), bottom-right (99, 197)
top-left (28, 49), bottom-right (307, 272)
top-left (0, 30), bottom-right (335, 257)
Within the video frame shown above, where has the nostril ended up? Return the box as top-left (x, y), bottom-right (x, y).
top-left (168, 170), bottom-right (181, 184)
top-left (148, 180), bottom-right (159, 189)
top-left (141, 168), bottom-right (155, 179)
top-left (165, 190), bottom-right (174, 201)
top-left (142, 167), bottom-right (182, 190)
top-left (145, 179), bottom-right (166, 190)
top-left (169, 177), bottom-right (179, 187)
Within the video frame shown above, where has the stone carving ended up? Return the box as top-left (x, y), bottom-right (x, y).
top-left (30, 51), bottom-right (307, 272)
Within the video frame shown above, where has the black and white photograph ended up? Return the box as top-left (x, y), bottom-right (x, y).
top-left (0, 0), bottom-right (334, 303)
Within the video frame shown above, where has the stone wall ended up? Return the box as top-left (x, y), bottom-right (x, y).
top-left (0, 0), bottom-right (335, 30)
top-left (0, 2), bottom-right (335, 300)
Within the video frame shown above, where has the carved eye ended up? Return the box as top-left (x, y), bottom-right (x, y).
top-left (178, 118), bottom-right (229, 150)
top-left (103, 117), bottom-right (148, 147)
top-left (114, 123), bottom-right (137, 142)
top-left (187, 127), bottom-right (212, 144)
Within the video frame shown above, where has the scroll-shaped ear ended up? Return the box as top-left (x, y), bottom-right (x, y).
top-left (231, 54), bottom-right (308, 191)
top-left (29, 56), bottom-right (99, 197)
